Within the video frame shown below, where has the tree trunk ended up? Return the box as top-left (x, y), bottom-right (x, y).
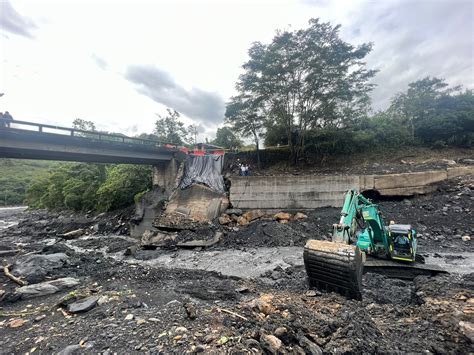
top-left (255, 138), bottom-right (261, 170)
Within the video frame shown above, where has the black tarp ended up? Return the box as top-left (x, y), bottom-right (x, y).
top-left (179, 155), bottom-right (225, 193)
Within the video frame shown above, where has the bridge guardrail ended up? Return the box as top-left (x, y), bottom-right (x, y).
top-left (0, 118), bottom-right (178, 150)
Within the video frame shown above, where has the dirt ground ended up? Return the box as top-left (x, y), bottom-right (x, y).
top-left (0, 176), bottom-right (473, 353)
top-left (230, 147), bottom-right (474, 176)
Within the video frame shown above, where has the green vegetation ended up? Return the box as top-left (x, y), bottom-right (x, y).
top-left (211, 127), bottom-right (243, 149)
top-left (25, 163), bottom-right (151, 212)
top-left (0, 159), bottom-right (58, 206)
top-left (226, 19), bottom-right (474, 164)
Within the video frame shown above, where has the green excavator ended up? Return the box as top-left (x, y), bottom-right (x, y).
top-left (303, 189), bottom-right (446, 300)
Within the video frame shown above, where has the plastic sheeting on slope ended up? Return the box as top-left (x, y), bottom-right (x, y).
top-left (178, 155), bottom-right (225, 193)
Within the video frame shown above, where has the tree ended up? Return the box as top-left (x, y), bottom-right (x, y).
top-left (211, 126), bottom-right (243, 150)
top-left (225, 95), bottom-right (265, 167)
top-left (388, 77), bottom-right (460, 138)
top-left (72, 118), bottom-right (96, 131)
top-left (96, 165), bottom-right (151, 211)
top-left (154, 108), bottom-right (190, 145)
top-left (229, 19), bottom-right (377, 164)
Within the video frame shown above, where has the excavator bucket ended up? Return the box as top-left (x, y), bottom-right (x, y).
top-left (304, 240), bottom-right (363, 300)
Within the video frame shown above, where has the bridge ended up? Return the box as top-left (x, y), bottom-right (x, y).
top-left (0, 118), bottom-right (185, 193)
top-left (0, 119), bottom-right (184, 164)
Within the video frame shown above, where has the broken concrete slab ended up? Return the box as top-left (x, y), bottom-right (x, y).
top-left (16, 277), bottom-right (80, 299)
top-left (130, 187), bottom-right (166, 238)
top-left (176, 232), bottom-right (222, 248)
top-left (162, 184), bottom-right (228, 224)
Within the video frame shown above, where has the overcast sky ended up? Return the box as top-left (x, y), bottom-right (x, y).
top-left (1, 0), bottom-right (473, 141)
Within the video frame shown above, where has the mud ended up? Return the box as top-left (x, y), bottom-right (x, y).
top-left (0, 176), bottom-right (473, 353)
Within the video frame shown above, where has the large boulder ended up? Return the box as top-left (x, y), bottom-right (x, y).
top-left (242, 209), bottom-right (265, 222)
top-left (12, 253), bottom-right (69, 283)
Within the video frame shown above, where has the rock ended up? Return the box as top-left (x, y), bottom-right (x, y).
top-left (304, 290), bottom-right (318, 297)
top-left (217, 336), bottom-right (229, 345)
top-left (279, 219), bottom-right (289, 224)
top-left (442, 159), bottom-right (456, 165)
top-left (225, 208), bottom-right (243, 216)
top-left (249, 295), bottom-right (276, 315)
top-left (141, 230), bottom-right (177, 247)
top-left (184, 302), bottom-right (197, 320)
top-left (459, 321), bottom-right (474, 343)
top-left (462, 235), bottom-right (471, 242)
top-left (60, 229), bottom-right (85, 239)
top-left (67, 296), bottom-right (99, 313)
top-left (274, 212), bottom-right (292, 221)
top-left (57, 342), bottom-right (93, 355)
top-left (16, 277), bottom-right (80, 299)
top-left (274, 327), bottom-right (288, 337)
top-left (12, 253), bottom-right (69, 283)
top-left (237, 216), bottom-right (249, 226)
top-left (8, 318), bottom-right (27, 328)
top-left (57, 344), bottom-right (81, 355)
top-left (34, 315), bottom-right (46, 322)
top-left (243, 209), bottom-right (265, 222)
top-left (149, 317), bottom-right (160, 322)
top-left (194, 344), bottom-right (206, 353)
top-left (260, 334), bottom-right (282, 354)
top-left (218, 214), bottom-right (231, 225)
top-left (175, 326), bottom-right (188, 334)
top-left (298, 335), bottom-right (323, 355)
top-left (124, 314), bottom-right (134, 321)
top-left (244, 338), bottom-right (261, 349)
top-left (236, 286), bottom-right (249, 293)
top-left (136, 318), bottom-right (146, 325)
top-left (293, 212), bottom-right (308, 220)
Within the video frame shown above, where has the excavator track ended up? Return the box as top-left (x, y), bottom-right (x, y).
top-left (303, 240), bottom-right (363, 300)
top-left (363, 257), bottom-right (448, 279)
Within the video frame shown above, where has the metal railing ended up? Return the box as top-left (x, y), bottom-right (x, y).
top-left (0, 118), bottom-right (178, 149)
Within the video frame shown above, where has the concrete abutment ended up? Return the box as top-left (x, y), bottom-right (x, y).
top-left (229, 166), bottom-right (474, 210)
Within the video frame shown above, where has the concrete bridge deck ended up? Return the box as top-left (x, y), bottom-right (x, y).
top-left (0, 119), bottom-right (183, 164)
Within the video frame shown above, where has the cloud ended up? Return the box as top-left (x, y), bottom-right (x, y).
top-left (305, 0), bottom-right (474, 110)
top-left (0, 0), bottom-right (37, 38)
top-left (91, 53), bottom-right (107, 70)
top-left (125, 65), bottom-right (225, 126)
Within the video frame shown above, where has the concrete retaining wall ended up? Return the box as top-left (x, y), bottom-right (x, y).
top-left (230, 166), bottom-right (474, 209)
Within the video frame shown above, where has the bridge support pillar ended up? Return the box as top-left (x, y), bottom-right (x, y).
top-left (152, 158), bottom-right (180, 196)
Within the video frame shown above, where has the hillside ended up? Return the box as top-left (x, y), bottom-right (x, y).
top-left (0, 159), bottom-right (58, 206)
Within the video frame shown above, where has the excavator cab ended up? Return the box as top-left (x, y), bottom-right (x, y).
top-left (388, 224), bottom-right (417, 262)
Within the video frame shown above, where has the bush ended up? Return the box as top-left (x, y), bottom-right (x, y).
top-left (96, 165), bottom-right (151, 212)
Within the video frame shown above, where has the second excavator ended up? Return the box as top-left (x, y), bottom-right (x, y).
top-left (303, 189), bottom-right (446, 300)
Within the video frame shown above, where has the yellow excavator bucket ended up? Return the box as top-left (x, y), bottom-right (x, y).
top-left (303, 240), bottom-right (363, 300)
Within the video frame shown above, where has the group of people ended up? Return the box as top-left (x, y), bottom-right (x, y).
top-left (0, 111), bottom-right (13, 127)
top-left (239, 163), bottom-right (251, 176)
